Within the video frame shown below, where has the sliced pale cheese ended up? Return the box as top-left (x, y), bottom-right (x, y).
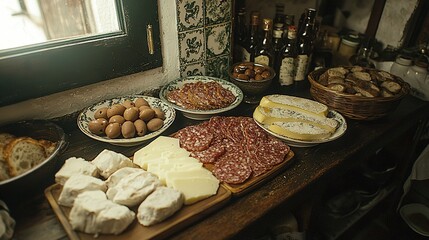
top-left (149, 162), bottom-right (203, 185)
top-left (133, 137), bottom-right (181, 168)
top-left (165, 168), bottom-right (219, 205)
top-left (253, 106), bottom-right (338, 133)
top-left (161, 148), bottom-right (190, 159)
top-left (259, 95), bottom-right (328, 117)
top-left (268, 121), bottom-right (332, 141)
top-left (134, 152), bottom-right (165, 170)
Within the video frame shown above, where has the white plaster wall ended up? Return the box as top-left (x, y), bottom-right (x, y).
top-left (376, 0), bottom-right (419, 48)
top-left (0, 1), bottom-right (180, 125)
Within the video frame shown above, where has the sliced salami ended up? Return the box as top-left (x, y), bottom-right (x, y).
top-left (254, 137), bottom-right (290, 167)
top-left (242, 118), bottom-right (268, 147)
top-left (175, 125), bottom-right (214, 152)
top-left (207, 116), bottom-right (226, 143)
top-left (226, 117), bottom-right (246, 143)
top-left (213, 153), bottom-right (252, 184)
top-left (190, 143), bottom-right (226, 164)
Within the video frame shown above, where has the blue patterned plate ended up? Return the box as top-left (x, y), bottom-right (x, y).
top-left (159, 76), bottom-right (243, 120)
top-left (77, 95), bottom-right (175, 146)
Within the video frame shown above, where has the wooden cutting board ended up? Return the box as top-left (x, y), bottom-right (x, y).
top-left (45, 184), bottom-right (231, 240)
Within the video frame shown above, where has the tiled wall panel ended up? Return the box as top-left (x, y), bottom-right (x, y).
top-left (176, 0), bottom-right (232, 79)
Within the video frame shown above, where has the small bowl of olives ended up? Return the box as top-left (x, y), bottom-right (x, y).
top-left (229, 62), bottom-right (275, 104)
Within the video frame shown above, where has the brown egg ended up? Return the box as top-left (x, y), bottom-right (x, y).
top-left (139, 105), bottom-right (151, 112)
top-left (139, 108), bottom-right (155, 121)
top-left (123, 107), bottom-right (139, 121)
top-left (105, 123), bottom-right (121, 138)
top-left (94, 107), bottom-right (108, 119)
top-left (135, 98), bottom-right (149, 108)
top-left (147, 118), bottom-right (164, 132)
top-left (134, 119), bottom-right (147, 137)
top-left (107, 104), bottom-right (126, 118)
top-left (122, 100), bottom-right (135, 109)
top-left (121, 121), bottom-right (136, 138)
top-left (109, 115), bottom-right (126, 125)
top-left (153, 108), bottom-right (165, 120)
top-left (88, 118), bottom-right (108, 135)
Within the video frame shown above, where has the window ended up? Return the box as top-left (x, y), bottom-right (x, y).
top-left (0, 0), bottom-right (162, 107)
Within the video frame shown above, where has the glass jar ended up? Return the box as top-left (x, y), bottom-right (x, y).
top-left (404, 61), bottom-right (429, 100)
top-left (405, 61), bottom-right (428, 82)
top-left (390, 55), bottom-right (412, 79)
top-left (338, 34), bottom-right (360, 60)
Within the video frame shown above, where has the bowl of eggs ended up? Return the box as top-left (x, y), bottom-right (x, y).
top-left (229, 62), bottom-right (276, 103)
top-left (77, 95), bottom-right (176, 146)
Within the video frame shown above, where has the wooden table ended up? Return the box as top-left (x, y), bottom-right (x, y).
top-left (7, 94), bottom-right (429, 240)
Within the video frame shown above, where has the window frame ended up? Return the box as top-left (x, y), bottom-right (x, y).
top-left (0, 0), bottom-right (162, 107)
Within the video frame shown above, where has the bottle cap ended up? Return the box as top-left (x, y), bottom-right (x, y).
top-left (250, 11), bottom-right (260, 26)
top-left (262, 18), bottom-right (273, 31)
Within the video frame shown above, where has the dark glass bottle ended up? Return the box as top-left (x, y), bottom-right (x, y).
top-left (273, 3), bottom-right (285, 27)
top-left (233, 7), bottom-right (249, 63)
top-left (254, 18), bottom-right (275, 67)
top-left (294, 8), bottom-right (316, 89)
top-left (277, 25), bottom-right (298, 93)
top-left (272, 23), bottom-right (285, 81)
top-left (283, 14), bottom-right (295, 41)
top-left (248, 11), bottom-right (260, 62)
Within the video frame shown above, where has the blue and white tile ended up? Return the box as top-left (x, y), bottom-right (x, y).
top-left (206, 55), bottom-right (230, 79)
top-left (205, 0), bottom-right (232, 25)
top-left (180, 62), bottom-right (206, 77)
top-left (178, 28), bottom-right (205, 65)
top-left (205, 23), bottom-right (231, 59)
top-left (176, 0), bottom-right (204, 31)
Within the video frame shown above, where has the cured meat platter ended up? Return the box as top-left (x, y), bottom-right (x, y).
top-left (45, 183), bottom-right (231, 240)
top-left (172, 116), bottom-right (295, 196)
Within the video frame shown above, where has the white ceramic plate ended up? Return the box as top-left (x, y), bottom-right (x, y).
top-left (159, 76), bottom-right (243, 120)
top-left (77, 95), bottom-right (176, 146)
top-left (254, 110), bottom-right (347, 147)
top-left (400, 203), bottom-right (429, 237)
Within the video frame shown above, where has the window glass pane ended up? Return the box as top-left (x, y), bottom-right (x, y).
top-left (0, 0), bottom-right (121, 53)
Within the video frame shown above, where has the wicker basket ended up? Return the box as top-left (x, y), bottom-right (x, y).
top-left (308, 67), bottom-right (410, 120)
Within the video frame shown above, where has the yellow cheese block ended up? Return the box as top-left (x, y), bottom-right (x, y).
top-left (259, 95), bottom-right (328, 117)
top-left (133, 136), bottom-right (181, 168)
top-left (268, 122), bottom-right (332, 141)
top-left (148, 161), bottom-right (203, 185)
top-left (165, 168), bottom-right (219, 205)
top-left (253, 106), bottom-right (338, 133)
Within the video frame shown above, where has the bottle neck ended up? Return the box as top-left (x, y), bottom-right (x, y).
top-left (262, 30), bottom-right (272, 46)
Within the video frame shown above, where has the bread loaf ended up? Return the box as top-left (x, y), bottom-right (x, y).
top-left (259, 95), bottom-right (329, 117)
top-left (0, 133), bottom-right (15, 181)
top-left (4, 137), bottom-right (48, 177)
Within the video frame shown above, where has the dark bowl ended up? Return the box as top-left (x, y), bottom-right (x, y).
top-left (0, 120), bottom-right (67, 205)
top-left (229, 62), bottom-right (276, 97)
